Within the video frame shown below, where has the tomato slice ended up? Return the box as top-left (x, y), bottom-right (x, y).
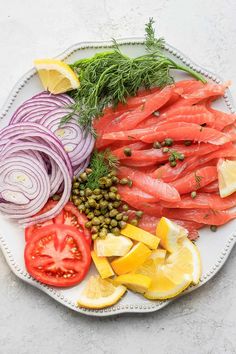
top-left (55, 202), bottom-right (92, 246)
top-left (24, 224), bottom-right (91, 287)
top-left (25, 200), bottom-right (61, 242)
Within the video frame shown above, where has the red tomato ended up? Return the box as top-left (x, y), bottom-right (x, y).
top-left (24, 224), bottom-right (91, 287)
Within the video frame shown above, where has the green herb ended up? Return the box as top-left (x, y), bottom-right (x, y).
top-left (64, 18), bottom-right (206, 131)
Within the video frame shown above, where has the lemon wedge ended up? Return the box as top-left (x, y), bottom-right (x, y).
top-left (120, 223), bottom-right (160, 249)
top-left (111, 242), bottom-right (152, 275)
top-left (156, 217), bottom-right (188, 253)
top-left (91, 251), bottom-right (114, 279)
top-left (34, 58), bottom-right (80, 94)
top-left (76, 276), bottom-right (126, 309)
top-left (217, 158), bottom-right (236, 198)
top-left (114, 273), bottom-right (152, 294)
top-left (149, 249), bottom-right (167, 266)
top-left (94, 233), bottom-right (133, 257)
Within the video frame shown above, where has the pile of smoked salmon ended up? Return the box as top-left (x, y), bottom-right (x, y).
top-left (94, 80), bottom-right (236, 240)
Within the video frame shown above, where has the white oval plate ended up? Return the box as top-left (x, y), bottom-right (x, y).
top-left (0, 39), bottom-right (236, 317)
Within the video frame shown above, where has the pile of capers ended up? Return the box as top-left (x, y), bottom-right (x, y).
top-left (71, 170), bottom-right (142, 240)
top-left (153, 138), bottom-right (186, 167)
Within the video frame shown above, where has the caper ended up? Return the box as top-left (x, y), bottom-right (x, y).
top-left (85, 168), bottom-right (92, 175)
top-left (168, 155), bottom-right (175, 162)
top-left (74, 198), bottom-right (81, 206)
top-left (119, 221), bottom-right (127, 229)
top-left (162, 147), bottom-right (169, 153)
top-left (93, 188), bottom-right (101, 195)
top-left (108, 203), bottom-right (114, 211)
top-left (124, 147), bottom-right (132, 157)
top-left (98, 177), bottom-right (107, 185)
top-left (73, 189), bottom-right (80, 195)
top-left (153, 142), bottom-right (162, 149)
top-left (87, 212), bottom-right (94, 220)
top-left (96, 194), bottom-right (103, 201)
top-left (110, 219), bottom-right (118, 227)
top-left (112, 176), bottom-right (119, 184)
top-left (78, 204), bottom-right (86, 212)
top-left (88, 198), bottom-right (97, 208)
top-left (178, 153), bottom-right (185, 161)
top-left (104, 217), bottom-right (111, 225)
top-left (79, 190), bottom-right (85, 197)
top-left (127, 180), bottom-right (133, 188)
top-left (111, 227), bottom-right (120, 235)
top-left (84, 202), bottom-right (89, 208)
top-left (123, 215), bottom-right (129, 222)
top-left (79, 184), bottom-right (85, 190)
top-left (73, 182), bottom-right (80, 189)
top-left (110, 186), bottom-right (117, 193)
top-left (103, 224), bottom-right (108, 229)
top-left (99, 230), bottom-right (107, 239)
top-left (191, 191), bottom-right (197, 199)
top-left (161, 141), bottom-right (166, 147)
top-left (170, 161), bottom-right (177, 167)
top-left (165, 138), bottom-right (173, 147)
top-left (80, 172), bottom-right (88, 181)
top-left (135, 211), bottom-right (143, 219)
top-left (104, 193), bottom-right (110, 200)
top-left (81, 196), bottom-right (86, 202)
top-left (116, 213), bottom-right (124, 221)
top-left (130, 219), bottom-right (138, 226)
top-left (110, 170), bottom-right (117, 177)
top-left (113, 201), bottom-right (121, 208)
top-left (210, 225), bottom-right (217, 232)
top-left (72, 195), bottom-right (78, 201)
top-left (91, 226), bottom-right (99, 234)
top-left (85, 188), bottom-right (92, 197)
top-left (105, 179), bottom-right (113, 188)
top-left (184, 140), bottom-right (192, 146)
top-left (85, 221), bottom-right (92, 229)
top-left (120, 178), bottom-right (129, 185)
top-left (122, 204), bottom-right (129, 212)
top-left (85, 208), bottom-right (90, 214)
top-left (109, 209), bottom-right (118, 218)
top-left (100, 200), bottom-right (108, 209)
top-left (100, 209), bottom-right (107, 215)
top-left (98, 215), bottom-right (105, 223)
top-left (109, 225), bottom-right (113, 230)
top-left (92, 233), bottom-right (98, 240)
top-left (92, 217), bottom-right (100, 226)
top-left (109, 192), bottom-right (116, 200)
top-left (94, 209), bottom-right (101, 216)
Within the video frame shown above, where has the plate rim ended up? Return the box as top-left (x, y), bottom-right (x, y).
top-left (0, 38), bottom-right (236, 317)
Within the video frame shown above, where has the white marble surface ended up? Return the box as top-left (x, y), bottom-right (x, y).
top-left (0, 1), bottom-right (236, 353)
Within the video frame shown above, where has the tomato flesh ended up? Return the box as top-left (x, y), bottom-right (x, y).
top-left (24, 224), bottom-right (91, 287)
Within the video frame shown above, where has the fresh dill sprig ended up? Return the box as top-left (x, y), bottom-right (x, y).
top-left (85, 150), bottom-right (119, 189)
top-left (66, 18), bottom-right (207, 131)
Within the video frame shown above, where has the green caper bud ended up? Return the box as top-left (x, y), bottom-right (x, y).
top-left (73, 176), bottom-right (78, 182)
top-left (178, 153), bottom-right (185, 161)
top-left (109, 225), bottom-right (113, 230)
top-left (96, 194), bottom-right (103, 201)
top-left (135, 211), bottom-right (143, 219)
top-left (99, 230), bottom-right (107, 239)
top-left (119, 221), bottom-right (127, 229)
top-left (124, 147), bottom-right (132, 157)
top-left (113, 201), bottom-right (121, 208)
top-left (98, 177), bottom-right (107, 185)
top-left (111, 227), bottom-right (120, 235)
top-left (81, 196), bottom-right (86, 202)
top-left (130, 219), bottom-right (138, 226)
top-left (78, 204), bottom-right (86, 212)
top-left (73, 198), bottom-right (81, 206)
top-left (100, 200), bottom-right (108, 209)
top-left (104, 193), bottom-right (110, 200)
top-left (161, 141), bottom-right (166, 147)
top-left (105, 179), bottom-right (113, 188)
top-left (210, 225), bottom-right (217, 232)
top-left (94, 209), bottom-right (101, 216)
top-left (72, 195), bottom-right (78, 201)
top-left (153, 142), bottom-right (162, 149)
top-left (169, 155), bottom-right (176, 162)
top-left (87, 212), bottom-right (94, 220)
top-left (73, 189), bottom-right (80, 195)
top-left (112, 176), bottom-right (119, 184)
top-left (85, 221), bottom-right (92, 229)
top-left (85, 188), bottom-right (92, 197)
top-left (92, 217), bottom-right (101, 226)
top-left (79, 190), bottom-right (85, 197)
top-left (93, 188), bottom-right (101, 195)
top-left (102, 224), bottom-right (108, 229)
top-left (116, 194), bottom-right (121, 201)
top-left (104, 217), bottom-right (111, 225)
top-left (122, 204), bottom-right (129, 212)
top-left (165, 138), bottom-right (173, 147)
top-left (191, 191), bottom-right (197, 199)
top-left (110, 219), bottom-right (118, 227)
top-left (79, 184), bottom-right (85, 190)
top-left (120, 178), bottom-right (129, 185)
top-left (109, 209), bottom-right (118, 218)
top-left (88, 198), bottom-right (97, 208)
top-left (100, 209), bottom-right (107, 215)
top-left (73, 182), bottom-right (80, 189)
top-left (122, 215), bottom-right (129, 222)
top-left (108, 203), bottom-right (114, 211)
top-left (110, 170), bottom-right (117, 177)
top-left (109, 192), bottom-right (116, 200)
top-left (91, 226), bottom-right (99, 234)
top-left (116, 213), bottom-right (124, 221)
top-left (84, 202), bottom-right (89, 208)
top-left (110, 186), bottom-right (117, 193)
top-left (170, 161), bottom-right (177, 167)
top-left (127, 180), bottom-right (133, 188)
top-left (85, 168), bottom-right (92, 175)
top-left (92, 234), bottom-right (98, 240)
top-left (98, 215), bottom-right (105, 223)
top-left (184, 140), bottom-right (192, 146)
top-left (162, 147), bottom-right (169, 153)
top-left (80, 172), bottom-right (88, 181)
top-left (85, 208), bottom-right (90, 214)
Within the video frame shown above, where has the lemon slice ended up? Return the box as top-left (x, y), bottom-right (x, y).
top-left (91, 251), bottom-right (114, 279)
top-left (217, 158), bottom-right (236, 198)
top-left (114, 273), bottom-right (152, 294)
top-left (156, 217), bottom-right (188, 253)
top-left (76, 276), bottom-right (126, 309)
top-left (164, 238), bottom-right (201, 285)
top-left (120, 223), bottom-right (160, 249)
top-left (149, 249), bottom-right (167, 266)
top-left (111, 242), bottom-right (152, 275)
top-left (34, 59), bottom-right (80, 94)
top-left (94, 233), bottom-right (133, 257)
